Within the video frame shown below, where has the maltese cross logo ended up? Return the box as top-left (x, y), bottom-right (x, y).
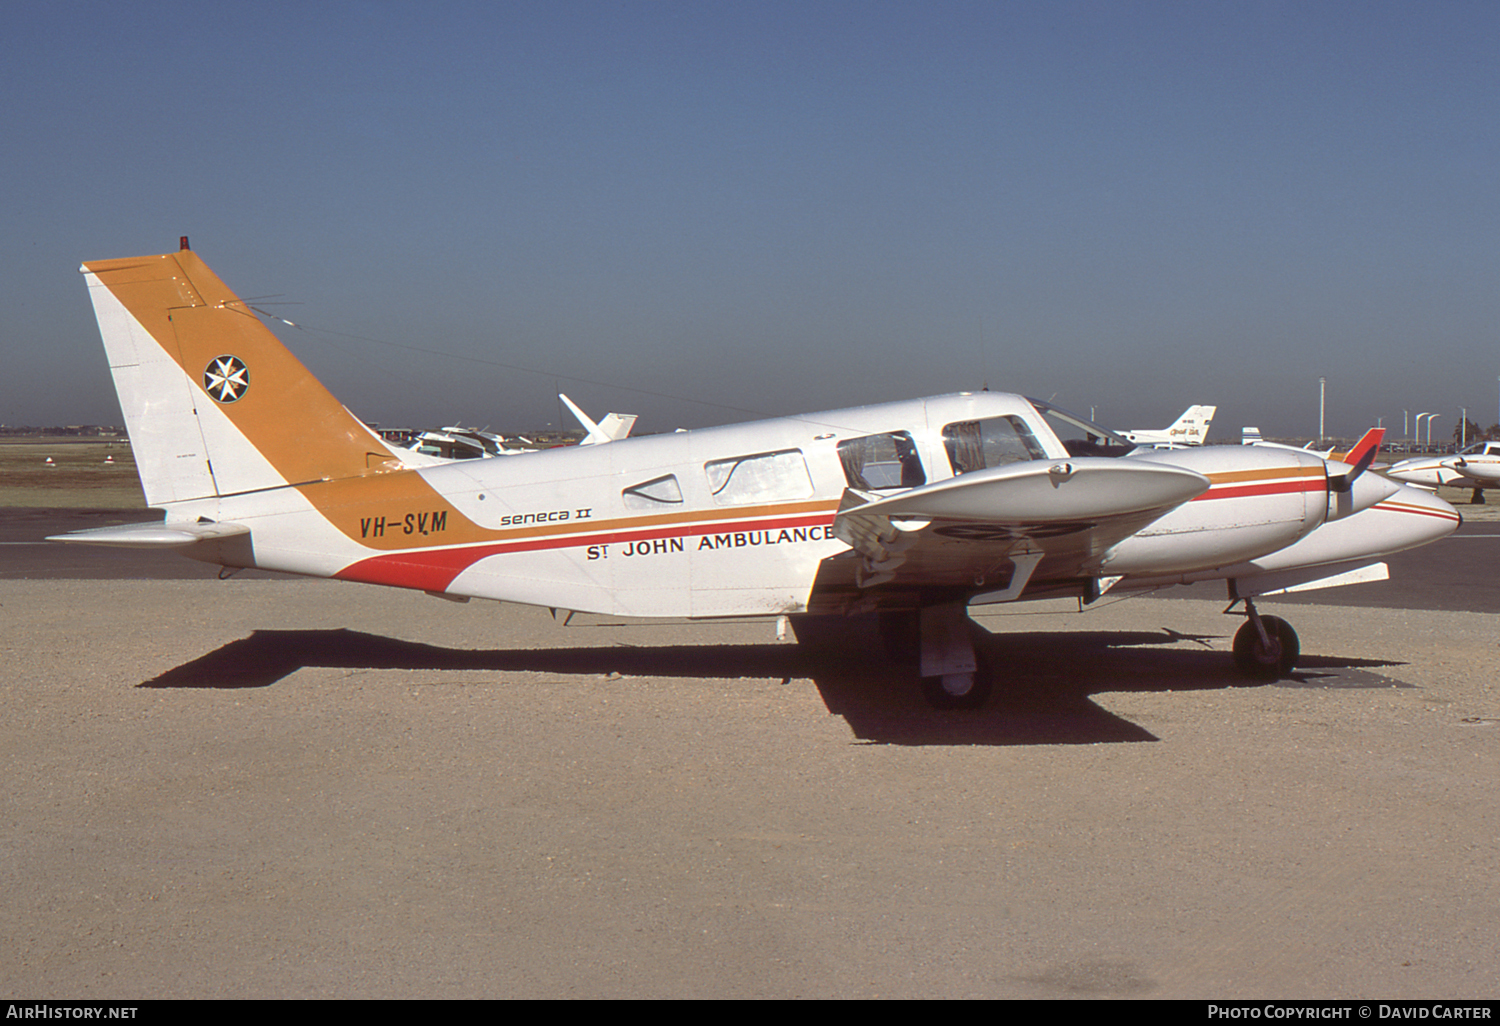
top-left (203, 355), bottom-right (249, 403)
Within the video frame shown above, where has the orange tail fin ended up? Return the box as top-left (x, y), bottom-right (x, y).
top-left (82, 250), bottom-right (401, 505)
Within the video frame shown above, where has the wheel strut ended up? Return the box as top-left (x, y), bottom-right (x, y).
top-left (1243, 596), bottom-right (1272, 650)
top-left (1228, 592), bottom-right (1300, 678)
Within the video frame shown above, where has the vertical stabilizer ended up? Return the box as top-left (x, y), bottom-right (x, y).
top-left (1169, 405), bottom-right (1216, 445)
top-left (82, 251), bottom-right (401, 506)
top-left (560, 393), bottom-right (639, 445)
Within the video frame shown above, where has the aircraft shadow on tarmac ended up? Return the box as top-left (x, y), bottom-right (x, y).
top-left (140, 626), bottom-right (1409, 747)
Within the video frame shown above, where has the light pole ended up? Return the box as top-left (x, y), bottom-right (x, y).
top-left (1403, 409), bottom-right (1409, 446)
top-left (1416, 412), bottom-right (1434, 451)
top-left (1426, 414), bottom-right (1441, 449)
top-left (1318, 376), bottom-right (1326, 444)
top-left (1461, 407), bottom-right (1468, 449)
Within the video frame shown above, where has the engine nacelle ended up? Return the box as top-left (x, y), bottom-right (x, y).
top-left (1094, 446), bottom-right (1329, 575)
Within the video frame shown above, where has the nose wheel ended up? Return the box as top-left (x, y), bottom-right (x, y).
top-left (1231, 599), bottom-right (1299, 678)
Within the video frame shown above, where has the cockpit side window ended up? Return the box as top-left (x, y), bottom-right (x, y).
top-left (942, 416), bottom-right (1046, 476)
top-left (837, 431), bottom-right (925, 491)
top-left (1029, 400), bottom-right (1135, 458)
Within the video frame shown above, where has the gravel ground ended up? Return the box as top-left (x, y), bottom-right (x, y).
top-left (2, 579), bottom-right (1496, 999)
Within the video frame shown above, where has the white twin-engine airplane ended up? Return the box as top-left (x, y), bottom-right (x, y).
top-left (1385, 441), bottom-right (1500, 503)
top-left (54, 248), bottom-right (1461, 707)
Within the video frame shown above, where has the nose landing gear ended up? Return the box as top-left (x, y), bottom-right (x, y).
top-left (1231, 597), bottom-right (1300, 679)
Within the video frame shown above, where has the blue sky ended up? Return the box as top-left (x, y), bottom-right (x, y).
top-left (4, 0), bottom-right (1497, 441)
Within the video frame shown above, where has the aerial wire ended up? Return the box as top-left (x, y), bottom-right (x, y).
top-left (243, 304), bottom-right (776, 421)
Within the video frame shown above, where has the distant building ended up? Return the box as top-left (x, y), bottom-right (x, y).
top-left (0, 424), bottom-right (124, 437)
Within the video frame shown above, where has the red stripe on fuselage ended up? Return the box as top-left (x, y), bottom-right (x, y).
top-left (1194, 478), bottom-right (1325, 501)
top-left (1372, 501), bottom-right (1462, 522)
top-left (333, 511), bottom-right (837, 592)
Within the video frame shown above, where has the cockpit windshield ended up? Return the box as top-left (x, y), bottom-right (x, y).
top-left (1026, 399), bottom-right (1137, 458)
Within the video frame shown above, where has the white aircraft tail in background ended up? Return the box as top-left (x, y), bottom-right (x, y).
top-left (1242, 426), bottom-right (1263, 445)
top-left (1119, 405), bottom-right (1216, 446)
top-left (560, 394), bottom-right (638, 446)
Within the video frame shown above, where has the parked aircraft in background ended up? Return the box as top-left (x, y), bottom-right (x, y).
top-left (1242, 427), bottom-right (1386, 466)
top-left (561, 394), bottom-right (638, 446)
top-left (1385, 441), bottom-right (1500, 503)
top-left (401, 396), bottom-right (637, 464)
top-left (405, 425), bottom-right (528, 460)
top-left (1118, 405), bottom-right (1216, 446)
top-left (53, 248), bottom-right (1460, 707)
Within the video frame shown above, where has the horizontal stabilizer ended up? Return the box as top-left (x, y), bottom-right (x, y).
top-left (47, 520), bottom-right (251, 548)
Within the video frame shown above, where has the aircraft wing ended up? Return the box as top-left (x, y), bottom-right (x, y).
top-left (808, 457), bottom-right (1210, 612)
top-left (46, 520), bottom-right (250, 548)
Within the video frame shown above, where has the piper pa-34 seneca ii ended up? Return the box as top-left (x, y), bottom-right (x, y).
top-left (54, 247), bottom-right (1461, 707)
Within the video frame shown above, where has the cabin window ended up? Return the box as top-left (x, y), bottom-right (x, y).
top-left (837, 431), bottom-right (925, 491)
top-left (942, 416), bottom-right (1046, 475)
top-left (622, 474), bottom-right (683, 510)
top-left (704, 449), bottom-right (814, 506)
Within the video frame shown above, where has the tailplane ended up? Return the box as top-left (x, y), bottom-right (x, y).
top-left (82, 249), bottom-right (403, 507)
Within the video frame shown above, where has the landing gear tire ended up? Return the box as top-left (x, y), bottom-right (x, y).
top-left (1232, 615), bottom-right (1299, 679)
top-left (920, 663), bottom-right (993, 710)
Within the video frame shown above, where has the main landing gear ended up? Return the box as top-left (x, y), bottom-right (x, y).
top-left (1231, 597), bottom-right (1300, 679)
top-left (920, 660), bottom-right (992, 710)
top-left (799, 590), bottom-right (1301, 712)
top-left (789, 607), bottom-right (995, 710)
top-left (881, 603), bottom-right (994, 710)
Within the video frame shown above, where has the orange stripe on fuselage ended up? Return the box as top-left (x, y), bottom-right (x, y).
top-left (305, 467), bottom-right (841, 552)
top-left (1192, 467), bottom-right (1324, 501)
top-left (333, 505), bottom-right (842, 592)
